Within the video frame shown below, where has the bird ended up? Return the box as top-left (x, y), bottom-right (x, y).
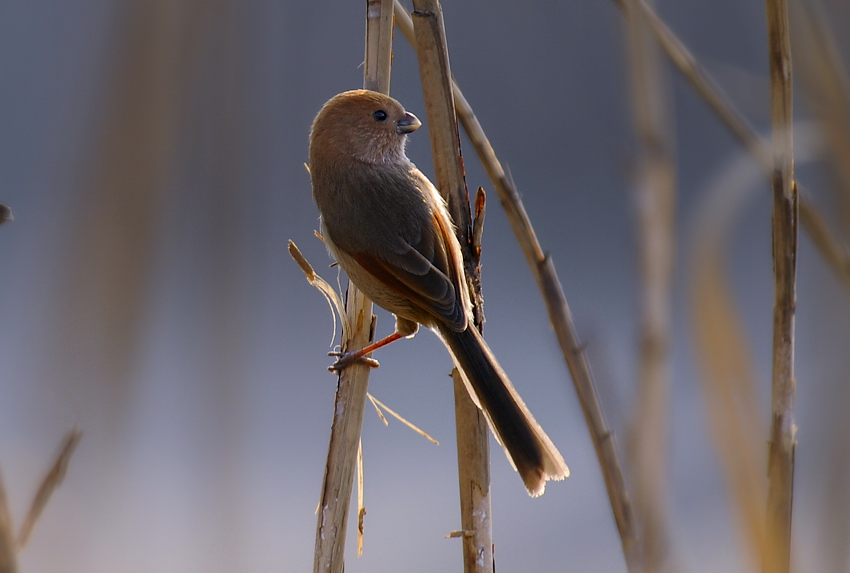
top-left (308, 89), bottom-right (568, 496)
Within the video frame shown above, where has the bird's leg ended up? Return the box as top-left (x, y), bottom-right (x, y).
top-left (328, 331), bottom-right (404, 372)
top-left (329, 317), bottom-right (419, 373)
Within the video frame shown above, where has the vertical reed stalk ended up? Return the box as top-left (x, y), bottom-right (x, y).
top-left (409, 2), bottom-right (492, 570)
top-left (763, 1), bottom-right (797, 572)
top-left (623, 0), bottom-right (676, 568)
top-left (311, 2), bottom-right (393, 571)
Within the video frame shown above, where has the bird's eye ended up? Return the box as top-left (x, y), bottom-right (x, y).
top-left (373, 110), bottom-right (388, 122)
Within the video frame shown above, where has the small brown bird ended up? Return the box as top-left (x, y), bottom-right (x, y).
top-left (309, 89), bottom-right (569, 496)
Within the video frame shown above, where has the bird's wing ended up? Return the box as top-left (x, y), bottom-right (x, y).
top-left (352, 208), bottom-right (468, 332)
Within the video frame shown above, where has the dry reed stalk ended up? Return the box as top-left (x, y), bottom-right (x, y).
top-left (311, 2), bottom-right (393, 571)
top-left (763, 1), bottom-right (797, 571)
top-left (409, 2), bottom-right (492, 570)
top-left (0, 472), bottom-right (16, 573)
top-left (364, 0), bottom-right (395, 94)
top-left (393, 4), bottom-right (641, 570)
top-left (626, 0), bottom-right (850, 291)
top-left (623, 0), bottom-right (676, 569)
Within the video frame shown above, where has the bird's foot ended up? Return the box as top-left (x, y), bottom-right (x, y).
top-left (328, 350), bottom-right (380, 373)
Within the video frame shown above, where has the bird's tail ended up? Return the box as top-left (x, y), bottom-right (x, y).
top-left (438, 324), bottom-right (569, 496)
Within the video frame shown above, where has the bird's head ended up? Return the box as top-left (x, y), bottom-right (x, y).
top-left (309, 89), bottom-right (421, 165)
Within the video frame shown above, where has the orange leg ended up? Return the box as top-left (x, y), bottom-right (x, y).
top-left (328, 331), bottom-right (406, 372)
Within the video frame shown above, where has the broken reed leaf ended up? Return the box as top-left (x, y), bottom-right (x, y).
top-left (367, 393), bottom-right (440, 445)
top-left (445, 530), bottom-right (474, 539)
top-left (472, 187), bottom-right (486, 260)
top-left (288, 240), bottom-right (350, 345)
top-left (366, 393), bottom-right (390, 426)
top-left (689, 150), bottom-right (770, 567)
top-left (18, 428), bottom-right (82, 551)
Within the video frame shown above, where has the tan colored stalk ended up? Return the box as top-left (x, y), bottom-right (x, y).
top-left (623, 0), bottom-right (676, 569)
top-left (409, 2), bottom-right (492, 571)
top-left (763, 1), bottom-right (797, 572)
top-left (394, 4), bottom-right (641, 570)
top-left (312, 2), bottom-right (393, 571)
top-left (0, 472), bottom-right (15, 573)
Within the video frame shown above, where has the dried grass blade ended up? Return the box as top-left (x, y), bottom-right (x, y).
top-left (689, 154), bottom-right (769, 570)
top-left (289, 240), bottom-right (350, 343)
top-left (17, 428), bottom-right (82, 551)
top-left (367, 393), bottom-right (439, 444)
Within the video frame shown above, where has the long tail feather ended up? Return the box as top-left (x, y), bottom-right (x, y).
top-left (439, 325), bottom-right (569, 496)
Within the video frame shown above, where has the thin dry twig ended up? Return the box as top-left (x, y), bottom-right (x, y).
top-left (394, 4), bottom-right (641, 569)
top-left (763, 1), bottom-right (798, 571)
top-left (289, 240), bottom-right (351, 345)
top-left (312, 2), bottom-right (393, 571)
top-left (17, 428), bottom-right (82, 550)
top-left (367, 393), bottom-right (440, 444)
top-left (409, 2), bottom-right (492, 571)
top-left (623, 0), bottom-right (676, 568)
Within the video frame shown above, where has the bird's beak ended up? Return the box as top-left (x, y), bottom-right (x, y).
top-left (396, 112), bottom-right (421, 134)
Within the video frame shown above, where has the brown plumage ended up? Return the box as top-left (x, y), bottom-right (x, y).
top-left (309, 89), bottom-right (569, 496)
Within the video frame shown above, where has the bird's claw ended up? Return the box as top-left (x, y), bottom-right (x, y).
top-left (328, 351), bottom-right (380, 373)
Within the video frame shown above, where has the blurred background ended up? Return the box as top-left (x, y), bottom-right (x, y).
top-left (1, 0), bottom-right (849, 571)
